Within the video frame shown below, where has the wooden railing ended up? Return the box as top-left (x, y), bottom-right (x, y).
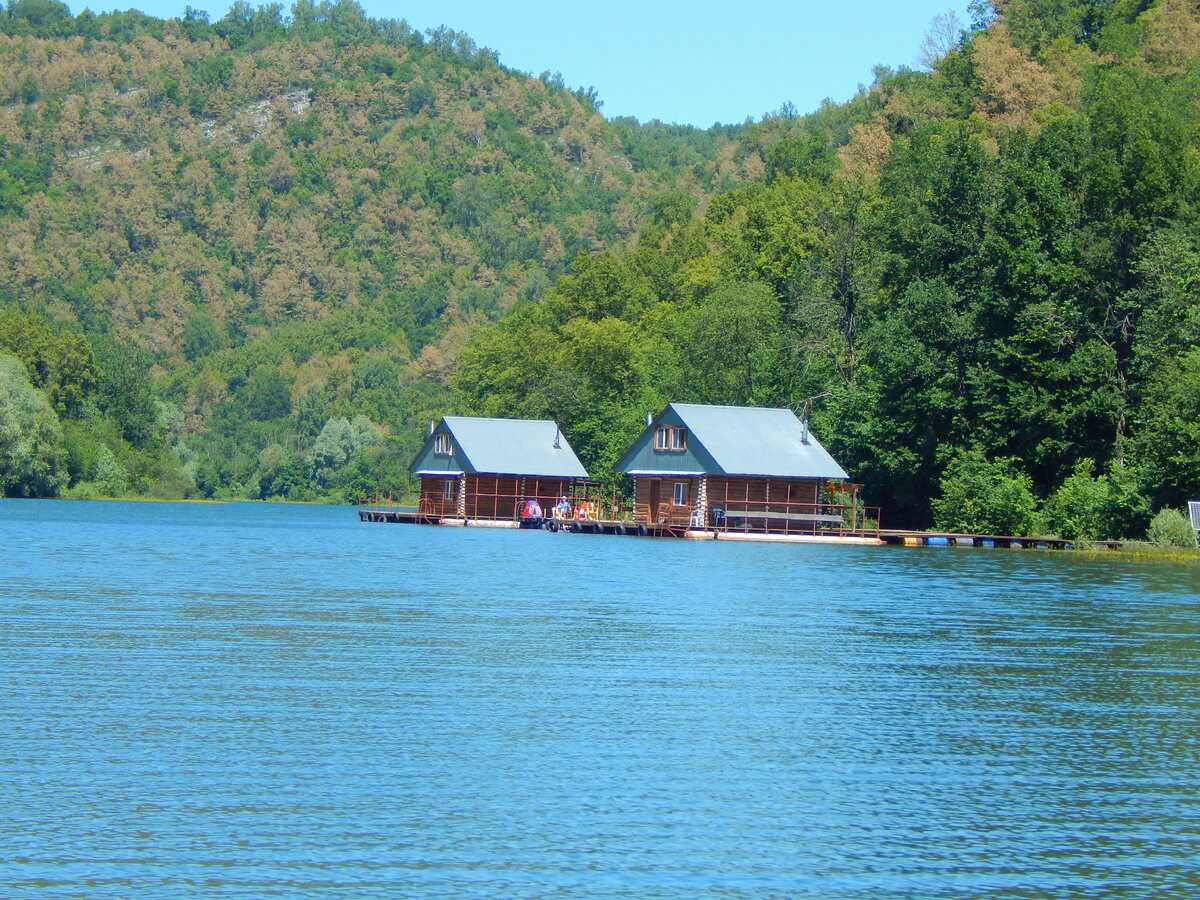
top-left (634, 502), bottom-right (696, 527)
top-left (418, 495), bottom-right (458, 517)
top-left (416, 490), bottom-right (626, 523)
top-left (419, 494), bottom-right (880, 537)
top-left (462, 490), bottom-right (568, 522)
top-left (708, 500), bottom-right (881, 538)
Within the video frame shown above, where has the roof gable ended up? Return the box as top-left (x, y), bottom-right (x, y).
top-left (614, 405), bottom-right (717, 475)
top-left (410, 419), bottom-right (466, 476)
top-left (658, 403), bottom-right (849, 479)
top-left (438, 416), bottom-right (588, 478)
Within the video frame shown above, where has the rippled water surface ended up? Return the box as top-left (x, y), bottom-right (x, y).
top-left (2, 500), bottom-right (1199, 896)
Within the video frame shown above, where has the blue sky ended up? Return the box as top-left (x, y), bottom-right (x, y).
top-left (84, 1), bottom-right (973, 126)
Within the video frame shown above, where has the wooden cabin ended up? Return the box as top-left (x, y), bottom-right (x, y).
top-left (616, 403), bottom-right (875, 535)
top-left (409, 416), bottom-right (588, 522)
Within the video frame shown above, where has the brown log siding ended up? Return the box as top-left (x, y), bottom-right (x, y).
top-left (418, 475), bottom-right (460, 517)
top-left (633, 476), bottom-right (697, 524)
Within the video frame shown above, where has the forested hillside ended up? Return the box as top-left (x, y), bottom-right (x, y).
top-left (2, 0), bottom-right (1199, 539)
top-left (457, 0), bottom-right (1200, 534)
top-left (0, 0), bottom-right (748, 499)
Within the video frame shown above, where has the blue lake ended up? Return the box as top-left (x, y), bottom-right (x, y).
top-left (2, 499), bottom-right (1198, 896)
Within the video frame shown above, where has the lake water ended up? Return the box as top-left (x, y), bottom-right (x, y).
top-left (2, 500), bottom-right (1198, 897)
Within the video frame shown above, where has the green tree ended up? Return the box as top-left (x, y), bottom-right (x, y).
top-left (94, 445), bottom-right (129, 497)
top-left (308, 415), bottom-right (383, 487)
top-left (93, 339), bottom-right (159, 448)
top-left (931, 448), bottom-right (1041, 536)
top-left (0, 311), bottom-right (98, 418)
top-left (1133, 348), bottom-right (1200, 509)
top-left (0, 354), bottom-right (67, 497)
top-left (255, 443), bottom-right (309, 499)
top-left (673, 282), bottom-right (781, 406)
top-left (1146, 507), bottom-right (1197, 550)
top-left (1043, 458), bottom-right (1109, 540)
top-left (6, 0), bottom-right (72, 32)
top-left (182, 312), bottom-right (225, 362)
top-left (243, 366), bottom-right (293, 421)
top-left (1100, 459), bottom-right (1151, 540)
top-left (766, 133), bottom-right (836, 182)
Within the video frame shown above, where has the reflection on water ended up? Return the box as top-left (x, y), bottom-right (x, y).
top-left (2, 499), bottom-right (1198, 896)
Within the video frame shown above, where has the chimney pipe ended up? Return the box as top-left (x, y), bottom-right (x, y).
top-left (553, 425), bottom-right (561, 449)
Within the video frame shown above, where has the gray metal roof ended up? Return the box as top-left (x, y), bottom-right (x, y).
top-left (443, 416), bottom-right (588, 478)
top-left (669, 403), bottom-right (849, 479)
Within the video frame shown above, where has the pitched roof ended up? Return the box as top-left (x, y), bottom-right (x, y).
top-left (443, 416), bottom-right (588, 478)
top-left (668, 403), bottom-right (849, 479)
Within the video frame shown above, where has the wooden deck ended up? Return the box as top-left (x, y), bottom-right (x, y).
top-left (357, 506), bottom-right (1113, 550)
top-left (878, 530), bottom-right (1122, 550)
top-left (358, 507), bottom-right (432, 525)
top-left (357, 506), bottom-right (641, 534)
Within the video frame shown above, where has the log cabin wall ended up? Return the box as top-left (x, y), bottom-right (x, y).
top-left (634, 476), bottom-right (652, 512)
top-left (633, 475), bottom-right (698, 523)
top-left (419, 475), bottom-right (461, 516)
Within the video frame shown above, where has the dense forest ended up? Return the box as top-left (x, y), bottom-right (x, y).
top-left (1, 0), bottom-right (1198, 539)
top-left (0, 0), bottom-right (745, 502)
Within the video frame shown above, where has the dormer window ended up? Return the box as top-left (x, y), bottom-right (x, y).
top-left (654, 425), bottom-right (687, 452)
top-left (434, 432), bottom-right (453, 456)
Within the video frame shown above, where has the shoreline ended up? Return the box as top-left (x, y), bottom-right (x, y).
top-left (4, 495), bottom-right (359, 507)
top-left (6, 496), bottom-right (1196, 562)
top-left (1066, 542), bottom-right (1200, 565)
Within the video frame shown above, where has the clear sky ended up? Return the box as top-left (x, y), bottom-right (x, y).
top-left (83, 0), bottom-right (973, 127)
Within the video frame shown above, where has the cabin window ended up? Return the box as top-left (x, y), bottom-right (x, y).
top-left (434, 432), bottom-right (453, 456)
top-left (673, 482), bottom-right (688, 506)
top-left (654, 425), bottom-right (687, 452)
top-left (442, 480), bottom-right (455, 500)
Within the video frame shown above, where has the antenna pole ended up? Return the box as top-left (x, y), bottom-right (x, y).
top-left (797, 391), bottom-right (831, 444)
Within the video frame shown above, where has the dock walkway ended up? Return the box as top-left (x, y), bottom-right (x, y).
top-left (878, 530), bottom-right (1121, 550)
top-left (357, 506), bottom-right (1111, 550)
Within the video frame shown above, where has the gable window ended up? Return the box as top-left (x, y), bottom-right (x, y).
top-left (673, 482), bottom-right (688, 506)
top-left (654, 425), bottom-right (687, 452)
top-left (434, 432), bottom-right (453, 456)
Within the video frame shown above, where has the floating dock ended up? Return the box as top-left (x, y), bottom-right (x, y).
top-left (356, 506), bottom-right (1110, 550)
top-left (878, 530), bottom-right (1121, 551)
